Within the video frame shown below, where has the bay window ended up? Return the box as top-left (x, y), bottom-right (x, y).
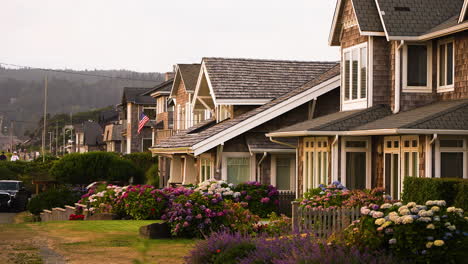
top-left (403, 43), bottom-right (432, 92)
top-left (437, 39), bottom-right (455, 92)
top-left (342, 43), bottom-right (368, 110)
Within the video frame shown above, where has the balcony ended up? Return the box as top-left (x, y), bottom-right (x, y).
top-left (155, 129), bottom-right (174, 144)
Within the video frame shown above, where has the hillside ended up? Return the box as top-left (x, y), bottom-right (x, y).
top-left (0, 67), bottom-right (164, 137)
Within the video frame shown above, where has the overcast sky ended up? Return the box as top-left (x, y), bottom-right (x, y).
top-left (1, 0), bottom-right (339, 73)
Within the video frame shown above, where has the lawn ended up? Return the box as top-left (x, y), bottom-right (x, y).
top-left (0, 217), bottom-right (195, 264)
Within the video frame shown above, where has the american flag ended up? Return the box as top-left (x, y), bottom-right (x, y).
top-left (138, 112), bottom-right (150, 134)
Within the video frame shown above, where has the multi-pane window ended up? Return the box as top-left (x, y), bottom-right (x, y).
top-left (403, 43), bottom-right (432, 92)
top-left (200, 157), bottom-right (212, 182)
top-left (303, 137), bottom-right (329, 191)
top-left (343, 44), bottom-right (367, 102)
top-left (384, 137), bottom-right (400, 199)
top-left (226, 157), bottom-right (250, 184)
top-left (438, 40), bottom-right (455, 92)
top-left (156, 97), bottom-right (167, 114)
top-left (342, 137), bottom-right (370, 190)
top-left (438, 138), bottom-right (467, 179)
top-left (401, 136), bottom-right (419, 178)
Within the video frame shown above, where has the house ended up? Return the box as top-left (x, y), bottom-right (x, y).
top-left (267, 0), bottom-right (468, 199)
top-left (74, 121), bottom-right (104, 153)
top-left (150, 58), bottom-right (340, 193)
top-left (103, 122), bottom-right (123, 153)
top-left (121, 87), bottom-right (157, 153)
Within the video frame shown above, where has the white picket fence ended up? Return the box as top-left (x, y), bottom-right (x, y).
top-left (291, 201), bottom-right (361, 238)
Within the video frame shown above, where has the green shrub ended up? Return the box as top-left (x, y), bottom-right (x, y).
top-left (0, 166), bottom-right (16, 180)
top-left (211, 242), bottom-right (256, 264)
top-left (145, 163), bottom-right (159, 187)
top-left (50, 152), bottom-right (144, 185)
top-left (454, 181), bottom-right (468, 211)
top-left (27, 188), bottom-right (81, 215)
top-left (123, 152), bottom-right (157, 174)
top-left (402, 177), bottom-right (468, 209)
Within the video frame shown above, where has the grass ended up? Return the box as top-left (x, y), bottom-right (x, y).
top-left (0, 220), bottom-right (195, 264)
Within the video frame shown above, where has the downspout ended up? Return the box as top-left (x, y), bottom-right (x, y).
top-left (256, 152), bottom-right (267, 182)
top-left (394, 40), bottom-right (405, 114)
top-left (425, 134), bottom-right (437, 178)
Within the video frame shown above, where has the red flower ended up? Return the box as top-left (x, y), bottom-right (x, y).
top-left (216, 249), bottom-right (221, 253)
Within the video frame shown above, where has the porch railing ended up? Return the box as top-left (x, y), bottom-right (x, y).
top-left (155, 129), bottom-right (174, 144)
top-left (291, 201), bottom-right (360, 237)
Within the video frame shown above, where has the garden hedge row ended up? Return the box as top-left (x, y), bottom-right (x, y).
top-left (402, 177), bottom-right (468, 210)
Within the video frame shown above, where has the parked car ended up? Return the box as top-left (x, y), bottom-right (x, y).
top-left (0, 180), bottom-right (30, 212)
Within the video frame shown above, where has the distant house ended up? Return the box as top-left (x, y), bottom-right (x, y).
top-left (74, 121), bottom-right (104, 153)
top-left (268, 0), bottom-right (468, 199)
top-left (103, 122), bottom-right (123, 153)
top-left (151, 58), bottom-right (340, 193)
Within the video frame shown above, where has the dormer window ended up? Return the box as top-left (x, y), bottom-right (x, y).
top-left (437, 39), bottom-right (455, 93)
top-left (342, 43), bottom-right (367, 110)
top-left (402, 43), bottom-right (432, 92)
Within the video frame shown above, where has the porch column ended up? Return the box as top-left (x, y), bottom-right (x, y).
top-left (169, 155), bottom-right (183, 184)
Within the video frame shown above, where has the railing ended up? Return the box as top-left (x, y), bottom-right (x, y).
top-left (291, 201), bottom-right (360, 238)
top-left (155, 129), bottom-right (174, 143)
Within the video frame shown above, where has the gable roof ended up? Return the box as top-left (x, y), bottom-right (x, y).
top-left (170, 64), bottom-right (201, 98)
top-left (122, 87), bottom-right (155, 105)
top-left (152, 64), bottom-right (341, 155)
top-left (202, 58), bottom-right (337, 101)
top-left (140, 78), bottom-right (173, 97)
top-left (375, 0), bottom-right (466, 39)
top-left (267, 105), bottom-right (392, 136)
top-left (75, 121), bottom-right (104, 146)
top-left (329, 0), bottom-right (385, 46)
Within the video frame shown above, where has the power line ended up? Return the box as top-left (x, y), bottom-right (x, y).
top-left (0, 62), bottom-right (161, 83)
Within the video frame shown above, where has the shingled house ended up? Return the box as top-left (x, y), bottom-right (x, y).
top-left (74, 121), bottom-right (105, 153)
top-left (103, 122), bottom-right (123, 153)
top-left (268, 0), bottom-right (468, 199)
top-left (150, 58), bottom-right (340, 194)
top-left (121, 87), bottom-right (156, 153)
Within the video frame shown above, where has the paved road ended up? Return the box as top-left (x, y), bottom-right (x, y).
top-left (0, 212), bottom-right (16, 224)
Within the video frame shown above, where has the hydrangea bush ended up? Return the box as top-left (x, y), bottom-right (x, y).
top-left (344, 200), bottom-right (468, 263)
top-left (299, 181), bottom-right (393, 210)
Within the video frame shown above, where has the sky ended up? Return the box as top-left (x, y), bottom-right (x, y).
top-left (0, 0), bottom-right (339, 73)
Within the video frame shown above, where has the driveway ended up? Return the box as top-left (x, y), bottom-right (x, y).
top-left (0, 213), bottom-right (16, 224)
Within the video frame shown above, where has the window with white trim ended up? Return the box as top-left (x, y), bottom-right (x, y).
top-left (271, 155), bottom-right (295, 191)
top-left (341, 137), bottom-right (371, 190)
top-left (200, 156), bottom-right (212, 182)
top-left (217, 105), bottom-right (232, 122)
top-left (141, 138), bottom-right (152, 152)
top-left (303, 137), bottom-right (329, 191)
top-left (384, 137), bottom-right (400, 199)
top-left (437, 39), bottom-right (455, 92)
top-left (156, 97), bottom-right (167, 114)
top-left (401, 136), bottom-right (419, 178)
top-left (437, 137), bottom-right (467, 179)
top-left (143, 106), bottom-right (156, 121)
top-left (342, 43), bottom-right (368, 110)
top-left (403, 43), bottom-right (432, 92)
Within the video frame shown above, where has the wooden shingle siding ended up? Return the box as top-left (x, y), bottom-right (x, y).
top-left (297, 137), bottom-right (304, 196)
top-left (419, 135), bottom-right (427, 178)
top-left (174, 80), bottom-right (191, 130)
top-left (438, 30), bottom-right (468, 101)
top-left (373, 37), bottom-right (391, 106)
top-left (372, 136), bottom-right (384, 189)
top-left (340, 0), bottom-right (367, 49)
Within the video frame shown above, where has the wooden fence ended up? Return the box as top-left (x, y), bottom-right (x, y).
top-left (278, 191), bottom-right (296, 216)
top-left (291, 201), bottom-right (360, 238)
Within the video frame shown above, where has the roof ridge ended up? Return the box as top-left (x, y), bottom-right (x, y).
top-left (314, 104), bottom-right (385, 130)
top-left (203, 57), bottom-right (339, 64)
top-left (405, 100), bottom-right (468, 128)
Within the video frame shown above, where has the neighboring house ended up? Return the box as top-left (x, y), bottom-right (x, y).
top-left (74, 121), bottom-right (104, 153)
top-left (267, 0), bottom-right (468, 199)
top-left (151, 58), bottom-right (340, 194)
top-left (103, 122), bottom-right (123, 153)
top-left (121, 87), bottom-right (157, 153)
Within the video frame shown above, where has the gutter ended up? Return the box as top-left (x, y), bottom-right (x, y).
top-left (394, 40), bottom-right (405, 114)
top-left (269, 137), bottom-right (297, 149)
top-left (267, 129), bottom-right (468, 137)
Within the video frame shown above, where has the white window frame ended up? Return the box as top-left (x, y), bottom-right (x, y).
top-left (303, 137), bottom-right (330, 192)
top-left (271, 154), bottom-right (296, 191)
top-left (401, 135), bottom-right (419, 178)
top-left (342, 42), bottom-right (368, 111)
top-left (402, 42), bottom-right (433, 93)
top-left (199, 154), bottom-right (214, 182)
top-left (383, 136), bottom-right (401, 199)
top-left (340, 137), bottom-right (371, 189)
top-left (437, 38), bottom-right (455, 93)
top-left (435, 136), bottom-right (468, 179)
top-left (221, 152), bottom-right (256, 183)
top-left (185, 102), bottom-right (192, 128)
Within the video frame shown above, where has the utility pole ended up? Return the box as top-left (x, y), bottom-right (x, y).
top-left (49, 132), bottom-right (52, 154)
top-left (42, 75), bottom-right (48, 163)
top-left (9, 120), bottom-right (13, 152)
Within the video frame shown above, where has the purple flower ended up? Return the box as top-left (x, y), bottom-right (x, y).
top-left (245, 195), bottom-right (252, 201)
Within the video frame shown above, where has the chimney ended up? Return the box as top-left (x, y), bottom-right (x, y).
top-left (165, 71), bottom-right (175, 81)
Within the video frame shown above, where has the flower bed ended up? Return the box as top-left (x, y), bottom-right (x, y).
top-left (344, 200), bottom-right (468, 263)
top-left (299, 181), bottom-right (393, 210)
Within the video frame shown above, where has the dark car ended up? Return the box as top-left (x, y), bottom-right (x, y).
top-left (0, 180), bottom-right (30, 212)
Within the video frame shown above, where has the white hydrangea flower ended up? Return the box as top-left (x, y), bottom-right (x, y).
top-left (380, 203), bottom-right (392, 209)
top-left (447, 207), bottom-right (456, 213)
top-left (401, 215), bottom-right (413, 224)
top-left (375, 218), bottom-right (386, 226)
top-left (431, 206), bottom-right (440, 212)
top-left (447, 225), bottom-right (456, 231)
top-left (406, 202), bottom-right (416, 207)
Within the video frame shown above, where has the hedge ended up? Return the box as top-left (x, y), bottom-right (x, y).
top-left (50, 152), bottom-right (144, 184)
top-left (122, 152), bottom-right (158, 174)
top-left (402, 177), bottom-right (468, 210)
top-left (27, 188), bottom-right (81, 215)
